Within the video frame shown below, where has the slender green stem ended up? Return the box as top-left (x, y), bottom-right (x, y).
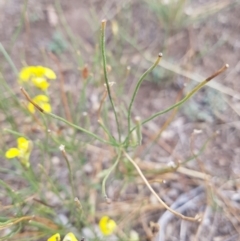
top-left (3, 129), bottom-right (27, 138)
top-left (75, 75), bottom-right (91, 121)
top-left (124, 64), bottom-right (228, 144)
top-left (101, 20), bottom-right (121, 141)
top-left (60, 147), bottom-right (75, 199)
top-left (127, 53), bottom-right (162, 136)
top-left (0, 101), bottom-right (17, 130)
top-left (26, 167), bottom-right (39, 191)
top-left (0, 180), bottom-right (23, 205)
top-left (135, 117), bottom-right (142, 145)
top-left (102, 152), bottom-right (121, 198)
top-left (182, 134), bottom-right (213, 165)
top-left (0, 43), bottom-right (19, 76)
top-left (0, 71), bottom-right (19, 103)
top-left (20, 87), bottom-right (111, 144)
top-left (141, 82), bottom-right (205, 124)
top-left (98, 119), bottom-right (116, 142)
top-left (38, 164), bottom-right (64, 201)
top-left (46, 112), bottom-right (110, 144)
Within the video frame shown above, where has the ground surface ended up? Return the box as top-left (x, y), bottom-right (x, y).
top-left (1, 0), bottom-right (240, 241)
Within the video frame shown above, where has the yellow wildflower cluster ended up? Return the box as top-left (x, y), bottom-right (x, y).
top-left (19, 66), bottom-right (56, 91)
top-left (19, 65), bottom-right (56, 114)
top-left (48, 232), bottom-right (78, 241)
top-left (6, 67), bottom-right (55, 167)
top-left (5, 137), bottom-right (32, 168)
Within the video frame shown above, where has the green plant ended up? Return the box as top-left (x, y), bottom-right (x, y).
top-left (0, 15), bottom-right (229, 241)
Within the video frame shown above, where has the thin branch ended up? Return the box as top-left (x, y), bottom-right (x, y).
top-left (0, 43), bottom-right (19, 76)
top-left (59, 145), bottom-right (75, 198)
top-left (127, 53), bottom-right (162, 136)
top-left (125, 64), bottom-right (229, 142)
top-left (20, 87), bottom-right (44, 112)
top-left (102, 152), bottom-right (121, 198)
top-left (101, 19), bottom-right (121, 141)
top-left (124, 151), bottom-right (200, 222)
top-left (20, 87), bottom-right (110, 144)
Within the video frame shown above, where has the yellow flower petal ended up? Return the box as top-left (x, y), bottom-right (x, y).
top-left (18, 140), bottom-right (32, 168)
top-left (34, 66), bottom-right (46, 76)
top-left (99, 216), bottom-right (117, 236)
top-left (19, 67), bottom-right (32, 81)
top-left (32, 77), bottom-right (50, 90)
top-left (19, 65), bottom-right (56, 85)
top-left (43, 67), bottom-right (56, 79)
top-left (27, 95), bottom-right (51, 113)
top-left (47, 233), bottom-right (60, 241)
top-left (27, 103), bottom-right (35, 113)
top-left (33, 95), bottom-right (49, 102)
top-left (5, 148), bottom-right (20, 159)
top-left (41, 103), bottom-right (51, 113)
top-left (63, 233), bottom-right (78, 241)
top-left (17, 137), bottom-right (29, 151)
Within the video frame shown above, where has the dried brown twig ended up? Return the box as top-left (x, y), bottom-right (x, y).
top-left (124, 151), bottom-right (201, 222)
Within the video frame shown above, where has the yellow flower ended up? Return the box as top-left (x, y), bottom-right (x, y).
top-left (99, 216), bottom-right (117, 236)
top-left (32, 77), bottom-right (50, 90)
top-left (27, 95), bottom-right (52, 113)
top-left (48, 233), bottom-right (60, 241)
top-left (63, 233), bottom-right (78, 241)
top-left (47, 233), bottom-right (78, 241)
top-left (19, 66), bottom-right (56, 90)
top-left (5, 137), bottom-right (32, 168)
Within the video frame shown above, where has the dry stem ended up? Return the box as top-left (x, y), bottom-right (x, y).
top-left (20, 87), bottom-right (44, 112)
top-left (124, 151), bottom-right (200, 222)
